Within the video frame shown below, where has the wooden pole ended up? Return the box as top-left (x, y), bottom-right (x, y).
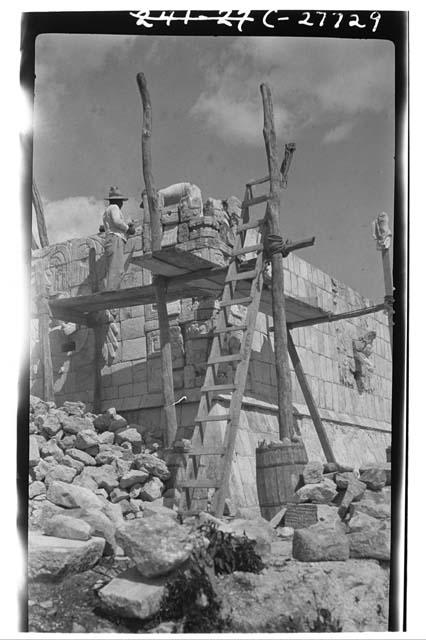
top-left (35, 264), bottom-right (54, 402)
top-left (32, 181), bottom-right (49, 248)
top-left (288, 302), bottom-right (387, 330)
top-left (260, 83), bottom-right (294, 442)
top-left (287, 330), bottom-right (336, 463)
top-left (137, 72), bottom-right (178, 447)
top-left (372, 212), bottom-right (393, 355)
top-left (381, 249), bottom-right (393, 355)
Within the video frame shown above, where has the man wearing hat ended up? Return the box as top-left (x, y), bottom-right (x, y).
top-left (103, 186), bottom-right (135, 289)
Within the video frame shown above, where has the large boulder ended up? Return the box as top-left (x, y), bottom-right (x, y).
top-left (353, 500), bottom-right (390, 520)
top-left (359, 467), bottom-right (387, 491)
top-left (302, 461), bottom-right (323, 485)
top-left (28, 532), bottom-right (105, 580)
top-left (75, 429), bottom-right (100, 452)
top-left (133, 453), bottom-right (170, 480)
top-left (63, 508), bottom-right (118, 555)
top-left (98, 568), bottom-right (166, 620)
top-left (116, 514), bottom-right (194, 577)
top-left (43, 514), bottom-right (92, 541)
top-left (47, 480), bottom-right (103, 511)
top-left (296, 478), bottom-right (337, 504)
top-left (346, 512), bottom-right (390, 561)
top-left (217, 560), bottom-right (389, 632)
top-left (293, 524), bottom-right (350, 562)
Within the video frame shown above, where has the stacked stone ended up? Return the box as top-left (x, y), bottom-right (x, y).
top-left (29, 395), bottom-right (174, 538)
top-left (160, 195), bottom-right (242, 266)
top-left (272, 459), bottom-right (391, 563)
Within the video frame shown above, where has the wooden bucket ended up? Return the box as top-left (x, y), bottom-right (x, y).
top-left (256, 441), bottom-right (308, 521)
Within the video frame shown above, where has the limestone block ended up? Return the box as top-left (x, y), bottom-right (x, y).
top-left (161, 224), bottom-right (178, 247)
top-left (28, 532), bottom-right (105, 580)
top-left (120, 318), bottom-right (144, 342)
top-left (121, 337), bottom-right (147, 362)
top-left (98, 568), bottom-right (166, 620)
top-left (293, 524), bottom-right (350, 562)
top-left (116, 515), bottom-right (194, 578)
top-left (43, 514), bottom-right (92, 541)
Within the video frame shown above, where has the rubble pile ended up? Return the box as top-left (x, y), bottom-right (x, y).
top-left (270, 459), bottom-right (391, 563)
top-left (28, 395), bottom-right (178, 553)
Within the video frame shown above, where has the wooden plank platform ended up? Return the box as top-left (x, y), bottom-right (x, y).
top-left (48, 274), bottom-right (328, 326)
top-left (131, 242), bottom-right (228, 277)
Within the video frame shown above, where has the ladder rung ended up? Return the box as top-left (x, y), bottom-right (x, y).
top-left (194, 413), bottom-right (231, 423)
top-left (213, 324), bottom-right (247, 335)
top-left (241, 194), bottom-right (270, 208)
top-left (180, 479), bottom-right (221, 489)
top-left (226, 269), bottom-right (258, 282)
top-left (219, 297), bottom-right (252, 307)
top-left (232, 243), bottom-right (263, 256)
top-left (247, 175), bottom-right (270, 187)
top-left (188, 447), bottom-right (225, 456)
top-left (201, 383), bottom-right (237, 393)
top-left (207, 354), bottom-right (242, 365)
top-left (237, 219), bottom-right (264, 233)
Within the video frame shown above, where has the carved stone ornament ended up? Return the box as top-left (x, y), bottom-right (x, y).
top-left (372, 212), bottom-right (392, 251)
top-left (352, 330), bottom-right (377, 393)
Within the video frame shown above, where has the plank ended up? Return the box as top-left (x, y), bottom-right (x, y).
top-left (232, 243), bottom-right (263, 256)
top-left (194, 413), bottom-right (231, 423)
top-left (201, 383), bottom-right (237, 393)
top-left (225, 269), bottom-right (258, 282)
top-left (180, 479), bottom-right (221, 489)
top-left (219, 296), bottom-right (252, 307)
top-left (241, 193), bottom-right (270, 208)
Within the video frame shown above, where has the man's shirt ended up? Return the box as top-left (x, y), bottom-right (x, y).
top-left (102, 204), bottom-right (129, 241)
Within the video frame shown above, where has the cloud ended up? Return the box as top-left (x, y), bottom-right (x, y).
top-left (189, 37), bottom-right (394, 146)
top-left (41, 196), bottom-right (141, 244)
top-left (323, 121), bottom-right (356, 144)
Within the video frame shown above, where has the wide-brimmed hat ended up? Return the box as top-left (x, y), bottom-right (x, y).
top-left (106, 186), bottom-right (128, 201)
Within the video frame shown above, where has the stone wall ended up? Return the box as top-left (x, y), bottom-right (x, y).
top-left (30, 196), bottom-right (392, 513)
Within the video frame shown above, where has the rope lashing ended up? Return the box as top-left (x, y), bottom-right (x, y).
top-left (384, 295), bottom-right (394, 313)
top-left (264, 234), bottom-right (293, 259)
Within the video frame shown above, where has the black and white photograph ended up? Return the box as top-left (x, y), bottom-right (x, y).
top-left (15, 8), bottom-right (410, 636)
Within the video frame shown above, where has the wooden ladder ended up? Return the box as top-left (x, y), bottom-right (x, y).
top-left (179, 186), bottom-right (270, 517)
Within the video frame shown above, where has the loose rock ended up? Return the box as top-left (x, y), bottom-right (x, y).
top-left (359, 466), bottom-right (387, 491)
top-left (133, 453), bottom-right (170, 480)
top-left (116, 514), bottom-right (194, 577)
top-left (47, 480), bottom-right (103, 510)
top-left (43, 514), bottom-right (92, 541)
top-left (296, 478), bottom-right (337, 504)
top-left (67, 448), bottom-right (97, 466)
top-left (140, 477), bottom-right (163, 501)
top-left (98, 567), bottom-right (166, 620)
top-left (120, 470), bottom-right (149, 490)
top-left (29, 436), bottom-right (40, 467)
top-left (28, 532), bottom-right (105, 580)
top-left (293, 524), bottom-right (350, 562)
top-left (303, 461), bottom-right (323, 485)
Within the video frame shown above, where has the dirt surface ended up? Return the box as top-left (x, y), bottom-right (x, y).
top-left (27, 557), bottom-right (159, 634)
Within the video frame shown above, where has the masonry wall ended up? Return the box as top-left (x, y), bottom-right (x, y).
top-left (30, 206), bottom-right (392, 513)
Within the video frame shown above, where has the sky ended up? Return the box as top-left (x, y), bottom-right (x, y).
top-left (33, 34), bottom-right (395, 300)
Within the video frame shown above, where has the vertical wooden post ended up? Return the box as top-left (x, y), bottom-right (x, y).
top-left (372, 212), bottom-right (393, 355)
top-left (260, 83), bottom-right (294, 441)
top-left (32, 181), bottom-right (49, 248)
top-left (287, 330), bottom-right (336, 463)
top-left (137, 72), bottom-right (178, 448)
top-left (381, 249), bottom-right (393, 355)
top-left (35, 264), bottom-right (54, 402)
